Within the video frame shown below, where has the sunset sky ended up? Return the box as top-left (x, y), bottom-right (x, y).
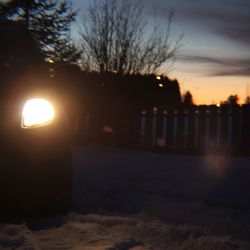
top-left (73, 0), bottom-right (250, 105)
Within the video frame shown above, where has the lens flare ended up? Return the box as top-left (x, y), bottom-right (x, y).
top-left (22, 98), bottom-right (55, 128)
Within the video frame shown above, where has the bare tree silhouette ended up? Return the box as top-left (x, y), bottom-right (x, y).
top-left (79, 0), bottom-right (182, 75)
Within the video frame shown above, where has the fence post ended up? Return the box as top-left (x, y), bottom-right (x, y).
top-left (194, 110), bottom-right (199, 150)
top-left (205, 109), bottom-right (210, 147)
top-left (140, 110), bottom-right (147, 147)
top-left (228, 109), bottom-right (233, 149)
top-left (183, 110), bottom-right (189, 150)
top-left (238, 109), bottom-right (243, 148)
top-left (216, 109), bottom-right (221, 147)
top-left (162, 110), bottom-right (168, 148)
top-left (173, 110), bottom-right (178, 152)
top-left (152, 107), bottom-right (158, 148)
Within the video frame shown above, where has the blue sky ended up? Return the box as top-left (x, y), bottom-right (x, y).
top-left (73, 0), bottom-right (250, 104)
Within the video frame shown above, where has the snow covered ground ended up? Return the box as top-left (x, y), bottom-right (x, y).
top-left (1, 144), bottom-right (250, 249)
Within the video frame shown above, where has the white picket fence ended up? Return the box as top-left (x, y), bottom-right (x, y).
top-left (72, 105), bottom-right (250, 155)
top-left (139, 106), bottom-right (249, 154)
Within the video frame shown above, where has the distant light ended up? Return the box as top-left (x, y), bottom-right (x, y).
top-left (156, 138), bottom-right (165, 147)
top-left (103, 126), bottom-right (114, 134)
top-left (153, 107), bottom-right (158, 114)
top-left (48, 59), bottom-right (54, 64)
top-left (158, 83), bottom-right (164, 88)
top-left (156, 76), bottom-right (161, 80)
top-left (216, 103), bottom-right (221, 107)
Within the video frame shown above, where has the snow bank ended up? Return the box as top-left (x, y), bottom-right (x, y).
top-left (1, 144), bottom-right (250, 249)
top-left (1, 213), bottom-right (249, 249)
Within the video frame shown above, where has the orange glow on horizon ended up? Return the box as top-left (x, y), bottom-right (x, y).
top-left (168, 70), bottom-right (249, 105)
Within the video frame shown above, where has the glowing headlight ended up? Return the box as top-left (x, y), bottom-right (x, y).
top-left (21, 98), bottom-right (55, 128)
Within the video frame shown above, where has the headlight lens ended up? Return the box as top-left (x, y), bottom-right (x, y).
top-left (21, 98), bottom-right (55, 128)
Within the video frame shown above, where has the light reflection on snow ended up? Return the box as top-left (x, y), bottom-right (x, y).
top-left (202, 153), bottom-right (230, 177)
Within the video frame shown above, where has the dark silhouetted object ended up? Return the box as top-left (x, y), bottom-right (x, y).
top-left (245, 96), bottom-right (250, 104)
top-left (0, 20), bottom-right (72, 218)
top-left (182, 91), bottom-right (194, 106)
top-left (221, 94), bottom-right (240, 106)
top-left (62, 71), bottom-right (181, 145)
top-left (227, 94), bottom-right (239, 106)
top-left (0, 0), bottom-right (80, 65)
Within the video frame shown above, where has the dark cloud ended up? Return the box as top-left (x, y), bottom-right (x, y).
top-left (147, 0), bottom-right (250, 47)
top-left (179, 55), bottom-right (250, 77)
top-left (210, 68), bottom-right (250, 77)
top-left (188, 8), bottom-right (250, 47)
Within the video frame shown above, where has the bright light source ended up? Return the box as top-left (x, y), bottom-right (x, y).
top-left (158, 83), bottom-right (164, 88)
top-left (156, 76), bottom-right (161, 80)
top-left (216, 103), bottom-right (221, 107)
top-left (21, 98), bottom-right (55, 128)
